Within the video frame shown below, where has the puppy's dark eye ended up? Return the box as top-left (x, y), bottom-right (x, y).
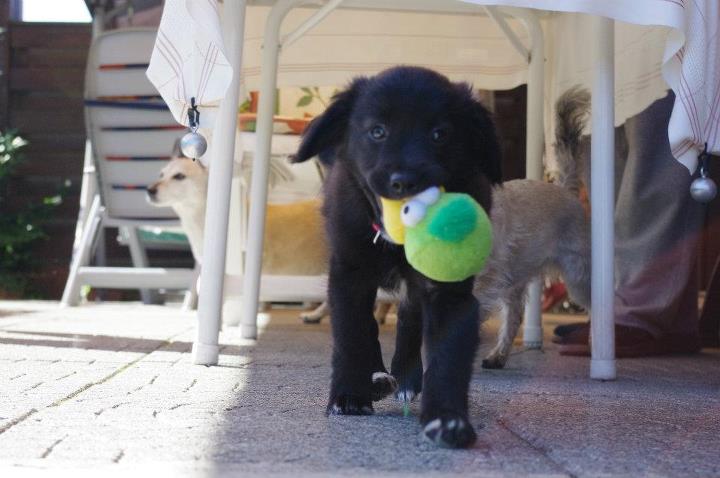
top-left (172, 173), bottom-right (186, 181)
top-left (369, 125), bottom-right (387, 141)
top-left (431, 127), bottom-right (450, 144)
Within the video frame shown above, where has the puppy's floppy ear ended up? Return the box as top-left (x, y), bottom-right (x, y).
top-left (457, 84), bottom-right (503, 184)
top-left (291, 77), bottom-right (368, 165)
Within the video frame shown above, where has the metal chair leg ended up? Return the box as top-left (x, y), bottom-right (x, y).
top-left (61, 196), bottom-right (103, 307)
top-left (125, 226), bottom-right (163, 305)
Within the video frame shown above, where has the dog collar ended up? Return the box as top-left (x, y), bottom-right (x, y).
top-left (372, 222), bottom-right (383, 244)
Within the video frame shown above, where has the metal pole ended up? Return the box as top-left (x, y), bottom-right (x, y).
top-left (192, 0), bottom-right (247, 365)
top-left (240, 0), bottom-right (306, 339)
top-left (504, 8), bottom-right (544, 349)
top-left (590, 16), bottom-right (616, 380)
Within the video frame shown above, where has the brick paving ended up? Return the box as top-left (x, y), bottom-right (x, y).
top-left (0, 301), bottom-right (718, 477)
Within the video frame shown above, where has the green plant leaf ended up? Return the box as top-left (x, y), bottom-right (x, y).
top-left (0, 129), bottom-right (66, 298)
top-left (296, 95), bottom-right (313, 107)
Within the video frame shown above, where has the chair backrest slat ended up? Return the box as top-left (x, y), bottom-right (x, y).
top-left (85, 28), bottom-right (183, 220)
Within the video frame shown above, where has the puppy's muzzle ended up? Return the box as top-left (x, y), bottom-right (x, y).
top-left (389, 171), bottom-right (422, 196)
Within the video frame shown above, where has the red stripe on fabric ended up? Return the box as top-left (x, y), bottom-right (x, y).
top-left (678, 70), bottom-right (703, 141)
top-left (106, 156), bottom-right (171, 161)
top-left (658, 0), bottom-right (684, 8)
top-left (196, 42), bottom-right (213, 105)
top-left (99, 63), bottom-right (148, 70)
top-left (199, 43), bottom-right (219, 105)
top-left (158, 31), bottom-right (183, 72)
top-left (703, 83), bottom-right (720, 139)
top-left (674, 141), bottom-right (694, 159)
top-left (101, 125), bottom-right (186, 131)
top-left (156, 36), bottom-right (181, 79)
top-left (671, 139), bottom-right (692, 157)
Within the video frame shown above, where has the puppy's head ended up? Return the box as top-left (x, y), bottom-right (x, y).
top-left (292, 66), bottom-right (501, 204)
top-left (147, 156), bottom-right (208, 208)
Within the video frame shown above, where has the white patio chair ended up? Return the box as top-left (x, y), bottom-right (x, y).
top-left (61, 28), bottom-right (196, 307)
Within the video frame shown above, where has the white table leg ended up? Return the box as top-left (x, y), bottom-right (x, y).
top-left (514, 8), bottom-right (545, 348)
top-left (240, 2), bottom-right (296, 340)
top-left (192, 0), bottom-right (247, 366)
top-left (590, 16), bottom-right (616, 380)
top-left (221, 174), bottom-right (246, 326)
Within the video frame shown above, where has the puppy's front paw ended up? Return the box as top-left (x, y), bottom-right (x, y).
top-left (392, 364), bottom-right (423, 402)
top-left (481, 354), bottom-right (507, 369)
top-left (422, 415), bottom-right (477, 449)
top-left (371, 372), bottom-right (398, 401)
top-left (327, 394), bottom-right (373, 416)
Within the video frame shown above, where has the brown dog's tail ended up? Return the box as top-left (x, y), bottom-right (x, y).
top-left (553, 86), bottom-right (590, 195)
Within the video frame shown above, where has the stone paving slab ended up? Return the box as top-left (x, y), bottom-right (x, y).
top-left (0, 301), bottom-right (718, 477)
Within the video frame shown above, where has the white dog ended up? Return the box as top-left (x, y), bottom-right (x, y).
top-left (147, 155), bottom-right (328, 272)
top-left (146, 156), bottom-right (208, 263)
top-left (146, 153), bottom-right (394, 323)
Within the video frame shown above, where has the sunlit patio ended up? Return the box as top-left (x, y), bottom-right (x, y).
top-left (1, 301), bottom-right (718, 477)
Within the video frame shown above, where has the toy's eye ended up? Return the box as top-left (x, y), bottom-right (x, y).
top-left (431, 127), bottom-right (450, 144)
top-left (401, 200), bottom-right (427, 227)
top-left (413, 186), bottom-right (441, 206)
top-left (172, 173), bottom-right (186, 180)
top-left (369, 124), bottom-right (387, 141)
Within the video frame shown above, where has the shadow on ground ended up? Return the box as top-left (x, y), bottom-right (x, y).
top-left (206, 312), bottom-right (720, 477)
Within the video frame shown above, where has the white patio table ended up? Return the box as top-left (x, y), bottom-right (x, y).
top-left (147, 0), bottom-right (719, 381)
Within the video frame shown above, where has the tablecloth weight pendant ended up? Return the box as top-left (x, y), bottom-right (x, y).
top-left (180, 97), bottom-right (208, 160)
top-left (690, 144), bottom-right (717, 203)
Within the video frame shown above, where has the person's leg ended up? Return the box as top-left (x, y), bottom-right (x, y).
top-left (553, 119), bottom-right (627, 339)
top-left (613, 91), bottom-right (704, 342)
top-left (558, 91), bottom-right (704, 355)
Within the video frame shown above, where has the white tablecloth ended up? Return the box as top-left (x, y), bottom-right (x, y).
top-left (147, 0), bottom-right (718, 172)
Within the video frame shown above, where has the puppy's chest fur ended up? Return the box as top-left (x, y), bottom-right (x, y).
top-left (322, 162), bottom-right (411, 290)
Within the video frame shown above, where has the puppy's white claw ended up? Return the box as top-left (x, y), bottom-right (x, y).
top-left (424, 418), bottom-right (442, 434)
top-left (395, 389), bottom-right (417, 403)
top-left (422, 416), bottom-right (477, 449)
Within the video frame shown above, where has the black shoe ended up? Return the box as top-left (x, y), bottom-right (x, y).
top-left (553, 321), bottom-right (588, 339)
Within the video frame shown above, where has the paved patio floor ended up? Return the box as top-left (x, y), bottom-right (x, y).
top-left (0, 300), bottom-right (718, 477)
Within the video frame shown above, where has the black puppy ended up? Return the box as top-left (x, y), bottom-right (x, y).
top-left (292, 66), bottom-right (501, 449)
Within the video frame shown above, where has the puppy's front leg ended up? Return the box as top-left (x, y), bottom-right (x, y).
top-left (327, 258), bottom-right (388, 415)
top-left (391, 290), bottom-right (423, 403)
top-left (421, 279), bottom-right (480, 448)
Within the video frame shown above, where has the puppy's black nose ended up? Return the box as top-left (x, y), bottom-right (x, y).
top-left (147, 186), bottom-right (158, 196)
top-left (389, 172), bottom-right (417, 195)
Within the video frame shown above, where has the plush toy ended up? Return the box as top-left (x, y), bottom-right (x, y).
top-left (380, 186), bottom-right (492, 282)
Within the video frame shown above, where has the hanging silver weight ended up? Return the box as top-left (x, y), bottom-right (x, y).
top-left (690, 144), bottom-right (716, 203)
top-left (180, 97), bottom-right (208, 160)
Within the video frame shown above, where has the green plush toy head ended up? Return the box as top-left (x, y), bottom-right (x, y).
top-left (397, 187), bottom-right (492, 282)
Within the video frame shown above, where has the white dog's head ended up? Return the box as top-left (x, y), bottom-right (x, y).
top-left (147, 156), bottom-right (208, 209)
